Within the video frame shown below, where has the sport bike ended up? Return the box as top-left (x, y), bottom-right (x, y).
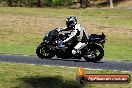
top-left (36, 28), bottom-right (106, 62)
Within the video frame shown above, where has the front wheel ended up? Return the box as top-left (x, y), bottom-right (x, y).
top-left (36, 44), bottom-right (55, 59)
top-left (83, 44), bottom-right (104, 62)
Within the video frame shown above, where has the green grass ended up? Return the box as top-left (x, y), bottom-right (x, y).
top-left (0, 7), bottom-right (132, 27)
top-left (0, 62), bottom-right (131, 88)
top-left (0, 42), bottom-right (36, 55)
top-left (0, 7), bottom-right (132, 61)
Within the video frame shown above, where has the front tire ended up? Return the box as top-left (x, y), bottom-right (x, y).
top-left (36, 44), bottom-right (55, 59)
top-left (83, 44), bottom-right (104, 62)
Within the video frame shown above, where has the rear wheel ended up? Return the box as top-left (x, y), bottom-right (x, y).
top-left (83, 44), bottom-right (104, 62)
top-left (36, 44), bottom-right (55, 59)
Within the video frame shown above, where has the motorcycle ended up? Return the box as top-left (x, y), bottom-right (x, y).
top-left (36, 28), bottom-right (106, 62)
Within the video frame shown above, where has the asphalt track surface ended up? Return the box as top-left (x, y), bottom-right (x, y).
top-left (0, 54), bottom-right (132, 72)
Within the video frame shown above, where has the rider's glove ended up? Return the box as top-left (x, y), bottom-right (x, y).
top-left (59, 41), bottom-right (65, 48)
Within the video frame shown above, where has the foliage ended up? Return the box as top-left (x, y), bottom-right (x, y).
top-left (52, 0), bottom-right (73, 6)
top-left (0, 0), bottom-right (74, 7)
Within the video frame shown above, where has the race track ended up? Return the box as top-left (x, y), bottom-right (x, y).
top-left (0, 54), bottom-right (132, 72)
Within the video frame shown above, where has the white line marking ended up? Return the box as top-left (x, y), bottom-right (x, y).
top-left (17, 63), bottom-right (131, 72)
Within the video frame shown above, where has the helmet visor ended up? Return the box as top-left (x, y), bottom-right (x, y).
top-left (66, 21), bottom-right (74, 28)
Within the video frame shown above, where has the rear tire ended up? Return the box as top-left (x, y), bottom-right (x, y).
top-left (83, 44), bottom-right (104, 62)
top-left (36, 44), bottom-right (55, 59)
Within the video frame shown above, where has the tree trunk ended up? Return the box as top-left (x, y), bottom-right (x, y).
top-left (109, 0), bottom-right (114, 8)
top-left (37, 0), bottom-right (43, 7)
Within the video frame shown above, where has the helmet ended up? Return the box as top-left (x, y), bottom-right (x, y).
top-left (66, 16), bottom-right (77, 29)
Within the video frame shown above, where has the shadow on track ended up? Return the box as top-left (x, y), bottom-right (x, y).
top-left (51, 58), bottom-right (105, 63)
top-left (17, 75), bottom-right (84, 88)
top-left (74, 60), bottom-right (104, 63)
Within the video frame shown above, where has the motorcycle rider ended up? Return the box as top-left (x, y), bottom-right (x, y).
top-left (58, 16), bottom-right (89, 55)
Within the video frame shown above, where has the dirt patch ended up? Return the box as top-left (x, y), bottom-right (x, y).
top-left (0, 14), bottom-right (131, 42)
top-left (81, 20), bottom-right (132, 36)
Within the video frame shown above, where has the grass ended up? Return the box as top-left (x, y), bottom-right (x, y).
top-left (0, 7), bottom-right (132, 61)
top-left (0, 62), bottom-right (131, 88)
